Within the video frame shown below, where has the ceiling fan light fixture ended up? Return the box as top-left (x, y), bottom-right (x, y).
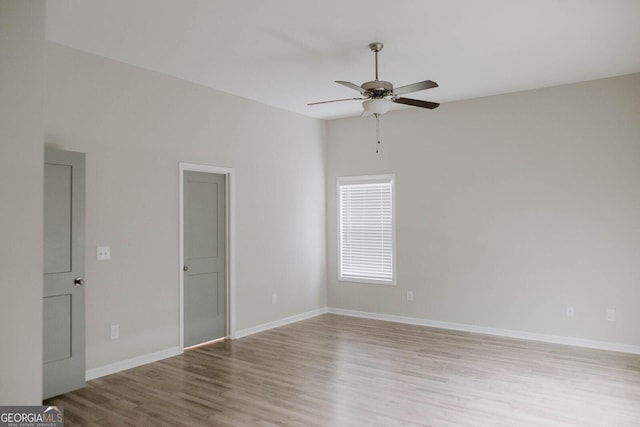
top-left (362, 98), bottom-right (392, 115)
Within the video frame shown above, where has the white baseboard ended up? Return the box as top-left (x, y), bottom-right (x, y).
top-left (86, 346), bottom-right (182, 381)
top-left (234, 307), bottom-right (328, 339)
top-left (328, 307), bottom-right (640, 355)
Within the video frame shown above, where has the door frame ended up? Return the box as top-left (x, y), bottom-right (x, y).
top-left (179, 162), bottom-right (236, 350)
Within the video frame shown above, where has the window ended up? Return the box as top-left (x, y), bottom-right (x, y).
top-left (338, 174), bottom-right (395, 285)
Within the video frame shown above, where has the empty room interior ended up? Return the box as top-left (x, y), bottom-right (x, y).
top-left (1, 0), bottom-right (640, 425)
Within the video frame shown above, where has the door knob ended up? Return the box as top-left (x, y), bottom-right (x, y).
top-left (74, 277), bottom-right (85, 287)
top-left (183, 265), bottom-right (189, 272)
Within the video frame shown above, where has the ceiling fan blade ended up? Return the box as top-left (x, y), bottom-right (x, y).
top-left (308, 97), bottom-right (367, 106)
top-left (336, 80), bottom-right (365, 93)
top-left (392, 80), bottom-right (438, 96)
top-left (392, 97), bottom-right (440, 109)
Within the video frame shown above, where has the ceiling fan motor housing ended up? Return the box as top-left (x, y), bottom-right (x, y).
top-left (361, 80), bottom-right (393, 98)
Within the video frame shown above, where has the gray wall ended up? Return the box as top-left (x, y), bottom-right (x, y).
top-left (327, 74), bottom-right (640, 346)
top-left (0, 0), bottom-right (45, 404)
top-left (45, 43), bottom-right (327, 370)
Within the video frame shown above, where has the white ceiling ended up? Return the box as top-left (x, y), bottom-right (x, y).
top-left (46, 0), bottom-right (640, 120)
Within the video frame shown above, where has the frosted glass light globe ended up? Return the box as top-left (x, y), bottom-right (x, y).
top-left (362, 98), bottom-right (392, 115)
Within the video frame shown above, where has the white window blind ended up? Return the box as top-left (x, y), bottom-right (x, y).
top-left (338, 175), bottom-right (395, 285)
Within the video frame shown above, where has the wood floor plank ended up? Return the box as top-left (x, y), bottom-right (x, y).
top-left (45, 314), bottom-right (640, 426)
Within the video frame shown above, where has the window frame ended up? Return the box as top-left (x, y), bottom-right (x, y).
top-left (337, 174), bottom-right (396, 286)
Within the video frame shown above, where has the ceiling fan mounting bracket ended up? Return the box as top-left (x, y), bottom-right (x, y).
top-left (368, 42), bottom-right (384, 53)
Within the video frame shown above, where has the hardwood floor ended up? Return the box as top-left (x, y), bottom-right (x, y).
top-left (45, 314), bottom-right (640, 426)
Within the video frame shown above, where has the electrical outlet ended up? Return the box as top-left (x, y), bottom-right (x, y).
top-left (606, 309), bottom-right (616, 322)
top-left (110, 324), bottom-right (119, 340)
top-left (407, 291), bottom-right (414, 301)
top-left (271, 293), bottom-right (278, 305)
top-left (97, 246), bottom-right (111, 261)
top-left (566, 305), bottom-right (575, 317)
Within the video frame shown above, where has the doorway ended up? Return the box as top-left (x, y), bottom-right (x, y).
top-left (180, 163), bottom-right (235, 349)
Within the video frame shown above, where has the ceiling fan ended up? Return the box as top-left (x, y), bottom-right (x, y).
top-left (309, 42), bottom-right (439, 152)
top-left (308, 42), bottom-right (440, 115)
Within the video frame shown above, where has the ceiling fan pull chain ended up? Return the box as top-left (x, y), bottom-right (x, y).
top-left (375, 113), bottom-right (381, 154)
